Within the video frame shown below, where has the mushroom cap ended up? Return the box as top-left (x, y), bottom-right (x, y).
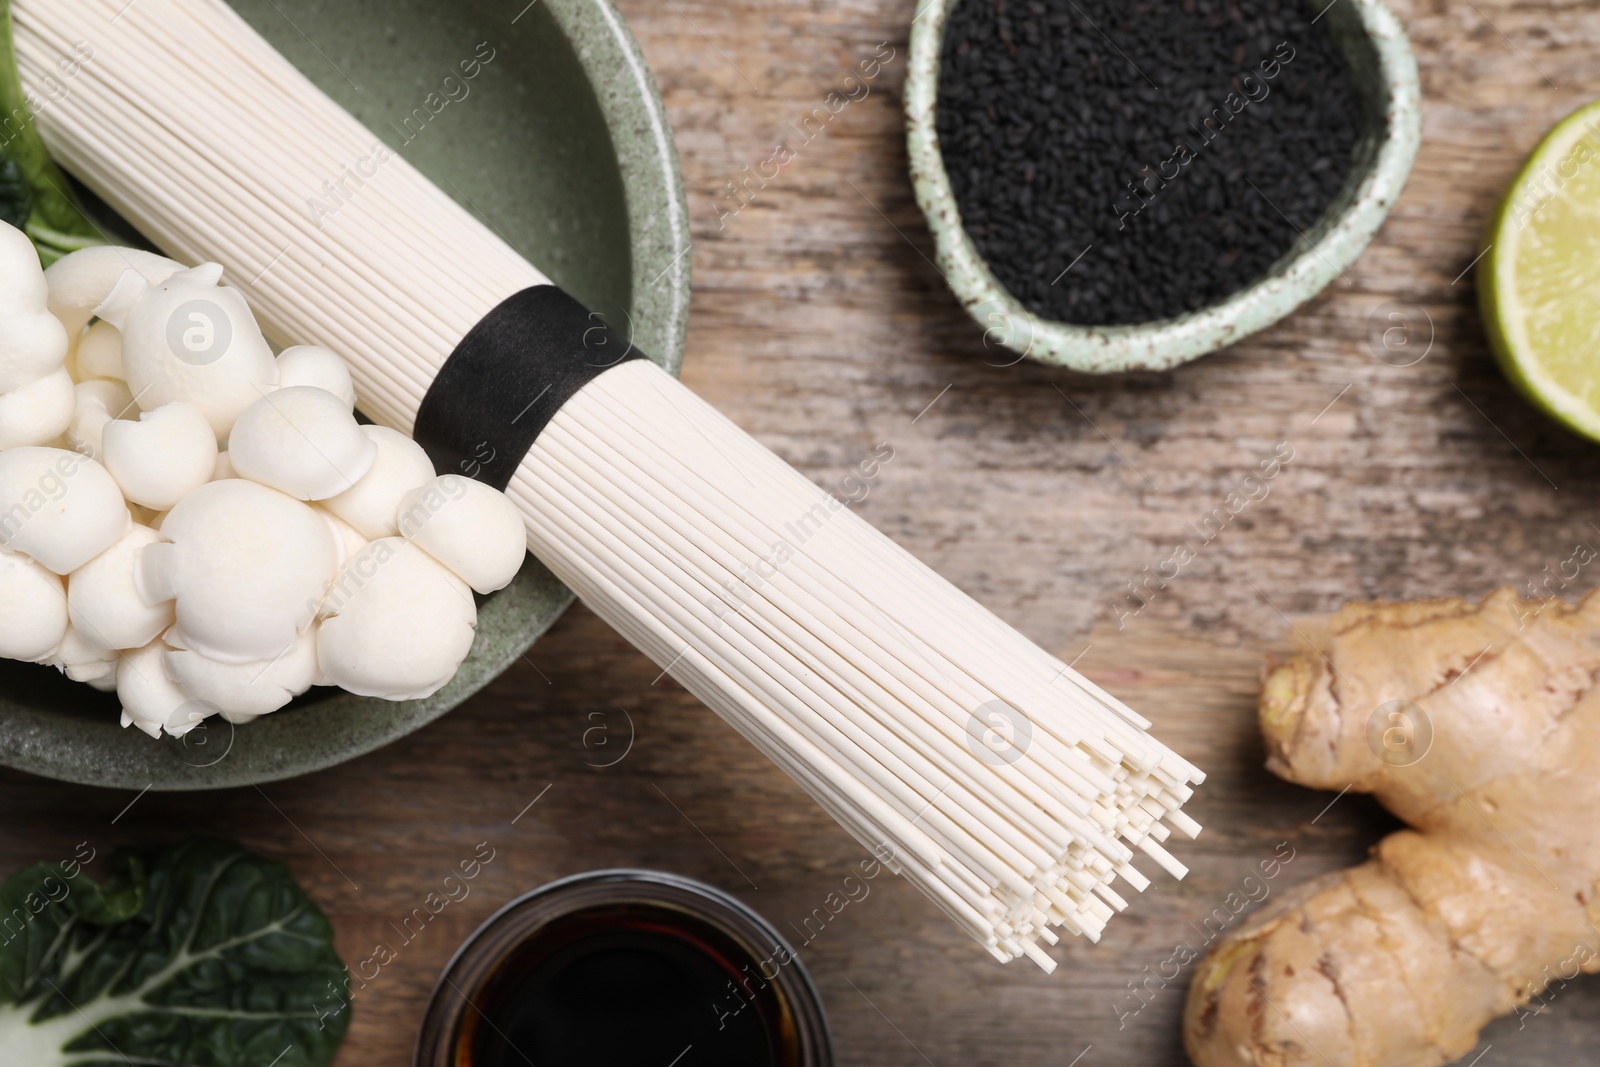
top-left (116, 639), bottom-right (192, 739)
top-left (0, 222), bottom-right (68, 394)
top-left (0, 220), bottom-right (49, 307)
top-left (45, 623), bottom-right (119, 684)
top-left (397, 475), bottom-right (527, 594)
top-left (315, 506), bottom-right (370, 573)
top-left (0, 447), bottom-right (131, 573)
top-left (100, 400), bottom-right (218, 510)
top-left (67, 523), bottom-right (173, 651)
top-left (141, 479), bottom-right (338, 663)
top-left (73, 319), bottom-right (124, 382)
top-left (321, 424), bottom-right (435, 539)
top-left (164, 624), bottom-right (318, 718)
top-left (229, 386), bottom-right (377, 501)
top-left (0, 366), bottom-right (75, 449)
top-left (106, 264), bottom-right (279, 438)
top-left (0, 316), bottom-right (68, 396)
top-left (316, 538), bottom-right (477, 700)
top-left (0, 545), bottom-right (68, 660)
top-left (44, 245), bottom-right (181, 339)
top-left (275, 345), bottom-right (356, 409)
top-left (66, 378), bottom-right (136, 461)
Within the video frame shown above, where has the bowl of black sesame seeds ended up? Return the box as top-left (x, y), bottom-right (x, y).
top-left (906, 0), bottom-right (1420, 372)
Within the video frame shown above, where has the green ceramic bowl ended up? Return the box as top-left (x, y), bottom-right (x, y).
top-left (905, 0), bottom-right (1421, 372)
top-left (0, 0), bottom-right (689, 791)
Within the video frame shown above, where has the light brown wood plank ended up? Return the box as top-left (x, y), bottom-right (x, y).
top-left (7, 0), bottom-right (1600, 1063)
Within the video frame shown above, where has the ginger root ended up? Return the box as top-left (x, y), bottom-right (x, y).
top-left (1183, 589), bottom-right (1600, 1067)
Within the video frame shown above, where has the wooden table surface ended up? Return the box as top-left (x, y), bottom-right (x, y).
top-left (7, 0), bottom-right (1600, 1064)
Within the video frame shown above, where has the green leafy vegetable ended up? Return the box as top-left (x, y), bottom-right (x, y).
top-left (0, 0), bottom-right (104, 263)
top-left (0, 838), bottom-right (351, 1067)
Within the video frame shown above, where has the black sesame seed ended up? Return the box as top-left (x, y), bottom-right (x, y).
top-left (935, 0), bottom-right (1364, 326)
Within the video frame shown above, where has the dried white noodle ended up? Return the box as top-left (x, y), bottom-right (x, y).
top-left (14, 0), bottom-right (1204, 968)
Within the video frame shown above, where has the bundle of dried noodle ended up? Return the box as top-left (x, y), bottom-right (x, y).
top-left (15, 0), bottom-right (1203, 967)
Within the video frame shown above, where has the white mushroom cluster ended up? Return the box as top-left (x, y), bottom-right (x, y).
top-left (0, 227), bottom-right (528, 739)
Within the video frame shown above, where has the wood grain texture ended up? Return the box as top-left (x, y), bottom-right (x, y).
top-left (5, 0), bottom-right (1600, 1063)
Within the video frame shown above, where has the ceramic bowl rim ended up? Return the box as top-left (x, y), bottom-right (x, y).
top-left (903, 0), bottom-right (1423, 372)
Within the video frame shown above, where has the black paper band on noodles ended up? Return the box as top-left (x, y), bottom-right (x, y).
top-left (413, 285), bottom-right (645, 491)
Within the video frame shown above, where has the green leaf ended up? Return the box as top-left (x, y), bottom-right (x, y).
top-left (0, 838), bottom-right (351, 1067)
top-left (0, 0), bottom-right (105, 264)
top-left (0, 863), bottom-right (80, 1006)
top-left (0, 151), bottom-right (31, 230)
top-left (67, 851), bottom-right (144, 926)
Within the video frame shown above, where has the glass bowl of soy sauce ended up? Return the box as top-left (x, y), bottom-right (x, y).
top-left (415, 869), bottom-right (833, 1067)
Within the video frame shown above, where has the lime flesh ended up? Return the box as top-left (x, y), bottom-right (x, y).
top-left (1481, 100), bottom-right (1600, 442)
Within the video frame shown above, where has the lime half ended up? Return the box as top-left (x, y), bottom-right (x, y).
top-left (1481, 100), bottom-right (1600, 442)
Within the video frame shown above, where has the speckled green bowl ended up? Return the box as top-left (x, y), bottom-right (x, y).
top-left (0, 0), bottom-right (689, 790)
top-left (905, 0), bottom-right (1421, 372)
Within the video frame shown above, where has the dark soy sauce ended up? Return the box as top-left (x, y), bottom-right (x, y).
top-left (461, 903), bottom-right (799, 1067)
